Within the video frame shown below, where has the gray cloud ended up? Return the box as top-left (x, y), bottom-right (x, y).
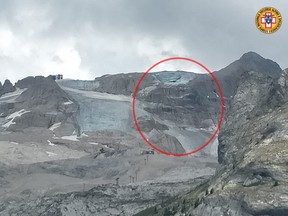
top-left (0, 0), bottom-right (287, 84)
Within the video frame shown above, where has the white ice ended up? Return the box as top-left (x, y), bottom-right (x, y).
top-left (63, 100), bottom-right (73, 105)
top-left (46, 151), bottom-right (57, 157)
top-left (61, 135), bottom-right (79, 141)
top-left (49, 122), bottom-right (61, 131)
top-left (2, 109), bottom-right (30, 128)
top-left (47, 140), bottom-right (55, 146)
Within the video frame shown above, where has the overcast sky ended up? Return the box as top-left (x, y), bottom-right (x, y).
top-left (0, 0), bottom-right (288, 84)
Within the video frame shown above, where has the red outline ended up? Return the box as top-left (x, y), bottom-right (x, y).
top-left (132, 57), bottom-right (225, 157)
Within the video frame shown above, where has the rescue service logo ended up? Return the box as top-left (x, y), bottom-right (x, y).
top-left (255, 7), bottom-right (282, 34)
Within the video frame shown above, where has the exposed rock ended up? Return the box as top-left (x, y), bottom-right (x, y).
top-left (0, 79), bottom-right (16, 97)
top-left (136, 116), bottom-right (168, 132)
top-left (94, 73), bottom-right (156, 96)
top-left (15, 76), bottom-right (46, 89)
top-left (0, 178), bottom-right (208, 216)
top-left (16, 76), bottom-right (75, 111)
top-left (1, 76), bottom-right (79, 133)
top-left (149, 132), bottom-right (186, 154)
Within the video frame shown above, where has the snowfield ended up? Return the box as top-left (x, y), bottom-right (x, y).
top-left (0, 88), bottom-right (26, 103)
top-left (2, 109), bottom-right (30, 128)
top-left (61, 86), bottom-right (131, 102)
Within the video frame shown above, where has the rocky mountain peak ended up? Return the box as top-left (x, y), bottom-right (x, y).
top-left (0, 79), bottom-right (16, 97)
top-left (239, 51), bottom-right (282, 77)
top-left (240, 51), bottom-right (263, 60)
top-left (16, 76), bottom-right (75, 111)
top-left (216, 52), bottom-right (282, 80)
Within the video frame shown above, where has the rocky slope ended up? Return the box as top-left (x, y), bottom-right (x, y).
top-left (135, 55), bottom-right (288, 215)
top-left (0, 76), bottom-right (79, 134)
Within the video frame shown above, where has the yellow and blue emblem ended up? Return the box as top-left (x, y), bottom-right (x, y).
top-left (255, 7), bottom-right (282, 34)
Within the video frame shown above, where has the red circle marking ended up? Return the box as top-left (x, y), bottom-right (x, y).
top-left (132, 57), bottom-right (225, 157)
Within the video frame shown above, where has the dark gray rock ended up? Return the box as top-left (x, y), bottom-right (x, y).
top-left (149, 132), bottom-right (186, 154)
top-left (136, 116), bottom-right (168, 133)
top-left (2, 76), bottom-right (80, 133)
top-left (16, 77), bottom-right (75, 111)
top-left (0, 79), bottom-right (16, 97)
top-left (94, 73), bottom-right (156, 96)
top-left (15, 76), bottom-right (46, 89)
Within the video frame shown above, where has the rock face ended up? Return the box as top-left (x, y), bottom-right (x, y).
top-left (0, 177), bottom-right (208, 216)
top-left (1, 76), bottom-right (79, 133)
top-left (0, 79), bottom-right (16, 97)
top-left (135, 53), bottom-right (288, 215)
top-left (149, 132), bottom-right (186, 154)
top-left (94, 73), bottom-right (156, 96)
top-left (15, 76), bottom-right (47, 89)
top-left (16, 76), bottom-right (76, 112)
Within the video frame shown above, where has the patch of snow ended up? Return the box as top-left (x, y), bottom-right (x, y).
top-left (0, 113), bottom-right (4, 117)
top-left (57, 79), bottom-right (100, 91)
top-left (61, 135), bottom-right (79, 141)
top-left (213, 92), bottom-right (219, 98)
top-left (81, 133), bottom-right (89, 137)
top-left (47, 140), bottom-right (55, 146)
top-left (46, 151), bottom-right (57, 157)
top-left (2, 109), bottom-right (30, 128)
top-left (89, 142), bottom-right (99, 145)
top-left (0, 88), bottom-right (26, 101)
top-left (10, 142), bottom-right (19, 145)
top-left (6, 109), bottom-right (29, 119)
top-left (3, 120), bottom-right (16, 128)
top-left (102, 144), bottom-right (113, 150)
top-left (49, 122), bottom-right (61, 131)
top-left (63, 100), bottom-right (73, 105)
top-left (61, 87), bottom-right (131, 102)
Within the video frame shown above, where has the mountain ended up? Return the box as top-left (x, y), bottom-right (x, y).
top-left (136, 54), bottom-right (288, 216)
top-left (0, 52), bottom-right (287, 215)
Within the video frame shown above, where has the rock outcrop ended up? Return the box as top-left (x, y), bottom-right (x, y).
top-left (1, 76), bottom-right (79, 133)
top-left (0, 79), bottom-right (16, 97)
